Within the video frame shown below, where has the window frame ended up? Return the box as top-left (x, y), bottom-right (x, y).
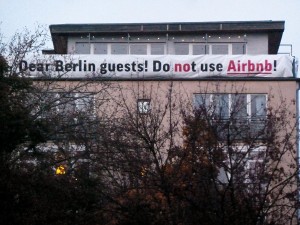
top-left (76, 42), bottom-right (166, 55)
top-left (193, 93), bottom-right (267, 120)
top-left (36, 92), bottom-right (95, 119)
top-left (75, 41), bottom-right (246, 55)
top-left (137, 99), bottom-right (151, 114)
top-left (75, 42), bottom-right (91, 54)
top-left (175, 42), bottom-right (247, 55)
top-left (222, 146), bottom-right (266, 184)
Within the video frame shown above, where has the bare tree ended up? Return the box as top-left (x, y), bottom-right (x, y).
top-left (179, 91), bottom-right (298, 225)
top-left (0, 25), bottom-right (112, 225)
top-left (1, 25), bottom-right (298, 225)
top-left (88, 81), bottom-right (298, 225)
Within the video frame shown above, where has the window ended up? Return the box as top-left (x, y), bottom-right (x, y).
top-left (231, 94), bottom-right (247, 119)
top-left (251, 95), bottom-right (266, 119)
top-left (244, 147), bottom-right (266, 183)
top-left (178, 43), bottom-right (246, 55)
top-left (175, 43), bottom-right (189, 55)
top-left (193, 93), bottom-right (267, 149)
top-left (111, 44), bottom-right (128, 54)
top-left (34, 92), bottom-right (59, 118)
top-left (223, 146), bottom-right (266, 184)
top-left (213, 94), bottom-right (230, 118)
top-left (37, 92), bottom-right (95, 118)
top-left (247, 149), bottom-right (265, 172)
top-left (94, 43), bottom-right (108, 54)
top-left (137, 99), bottom-right (151, 114)
top-left (130, 44), bottom-right (147, 55)
top-left (76, 41), bottom-right (246, 55)
top-left (57, 93), bottom-right (77, 114)
top-left (34, 93), bottom-right (96, 141)
top-left (232, 43), bottom-right (245, 54)
top-left (193, 94), bottom-right (211, 109)
top-left (211, 44), bottom-right (229, 54)
top-left (193, 94), bottom-right (229, 118)
top-left (192, 44), bottom-right (209, 55)
top-left (151, 43), bottom-right (165, 55)
top-left (91, 43), bottom-right (166, 55)
top-left (193, 93), bottom-right (267, 120)
top-left (74, 93), bottom-right (95, 116)
top-left (75, 43), bottom-right (90, 54)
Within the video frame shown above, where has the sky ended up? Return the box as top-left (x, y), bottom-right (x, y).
top-left (0, 0), bottom-right (299, 57)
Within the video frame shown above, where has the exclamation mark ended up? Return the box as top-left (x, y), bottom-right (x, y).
top-left (145, 60), bottom-right (148, 72)
top-left (274, 60), bottom-right (277, 71)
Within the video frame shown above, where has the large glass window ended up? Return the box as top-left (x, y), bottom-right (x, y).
top-left (232, 43), bottom-right (245, 54)
top-left (37, 92), bottom-right (95, 117)
top-left (111, 44), bottom-right (128, 54)
top-left (57, 93), bottom-right (77, 114)
top-left (194, 94), bottom-right (229, 119)
top-left (251, 95), bottom-right (266, 119)
top-left (151, 43), bottom-right (165, 55)
top-left (224, 146), bottom-right (266, 184)
top-left (75, 93), bottom-right (95, 113)
top-left (193, 94), bottom-right (211, 109)
top-left (75, 41), bottom-right (247, 55)
top-left (192, 45), bottom-right (209, 55)
top-left (130, 44), bottom-right (147, 55)
top-left (231, 94), bottom-right (247, 119)
top-left (175, 43), bottom-right (189, 55)
top-left (211, 44), bottom-right (228, 55)
top-left (75, 43), bottom-right (90, 54)
top-left (194, 93), bottom-right (266, 120)
top-left (94, 43), bottom-right (107, 54)
top-left (213, 94), bottom-right (229, 118)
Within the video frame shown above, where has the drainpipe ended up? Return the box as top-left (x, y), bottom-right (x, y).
top-left (296, 57), bottom-right (300, 223)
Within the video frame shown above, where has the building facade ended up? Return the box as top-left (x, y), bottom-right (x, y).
top-left (24, 21), bottom-right (299, 224)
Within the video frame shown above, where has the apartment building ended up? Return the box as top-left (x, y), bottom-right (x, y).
top-left (27, 21), bottom-right (295, 121)
top-left (34, 21), bottom-right (298, 140)
top-left (24, 21), bottom-right (299, 223)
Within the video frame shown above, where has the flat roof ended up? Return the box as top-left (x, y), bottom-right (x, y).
top-left (48, 21), bottom-right (285, 54)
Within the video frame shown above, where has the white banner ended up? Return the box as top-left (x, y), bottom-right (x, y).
top-left (18, 54), bottom-right (294, 79)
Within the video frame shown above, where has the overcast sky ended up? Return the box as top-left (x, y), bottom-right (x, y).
top-left (1, 0), bottom-right (299, 57)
